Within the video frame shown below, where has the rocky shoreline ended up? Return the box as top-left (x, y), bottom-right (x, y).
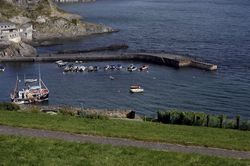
top-left (20, 105), bottom-right (142, 120)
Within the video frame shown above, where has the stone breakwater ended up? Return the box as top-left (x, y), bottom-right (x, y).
top-left (0, 52), bottom-right (217, 71)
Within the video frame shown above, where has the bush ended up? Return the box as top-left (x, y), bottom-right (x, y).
top-left (59, 108), bottom-right (75, 116)
top-left (0, 102), bottom-right (20, 111)
top-left (208, 115), bottom-right (220, 128)
top-left (157, 110), bottom-right (250, 131)
top-left (239, 121), bottom-right (250, 131)
top-left (224, 119), bottom-right (236, 129)
top-left (78, 111), bottom-right (108, 120)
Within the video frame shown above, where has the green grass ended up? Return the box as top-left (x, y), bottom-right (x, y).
top-left (0, 135), bottom-right (249, 166)
top-left (0, 110), bottom-right (250, 151)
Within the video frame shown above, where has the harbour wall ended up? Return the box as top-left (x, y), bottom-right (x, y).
top-left (0, 52), bottom-right (217, 71)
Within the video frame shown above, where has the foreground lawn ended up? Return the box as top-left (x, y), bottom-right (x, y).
top-left (0, 111), bottom-right (250, 151)
top-left (0, 135), bottom-right (249, 166)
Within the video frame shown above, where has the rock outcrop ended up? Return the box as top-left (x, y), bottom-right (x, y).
top-left (0, 0), bottom-right (114, 42)
top-left (0, 42), bottom-right (37, 57)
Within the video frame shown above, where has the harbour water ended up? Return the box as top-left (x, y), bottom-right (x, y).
top-left (1, 0), bottom-right (250, 117)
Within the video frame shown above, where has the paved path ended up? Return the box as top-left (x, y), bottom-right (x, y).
top-left (0, 125), bottom-right (249, 159)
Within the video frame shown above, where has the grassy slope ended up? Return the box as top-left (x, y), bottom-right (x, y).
top-left (0, 135), bottom-right (249, 166)
top-left (0, 0), bottom-right (23, 20)
top-left (0, 111), bottom-right (250, 151)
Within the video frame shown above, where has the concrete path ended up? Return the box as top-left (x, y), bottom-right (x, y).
top-left (0, 125), bottom-right (249, 159)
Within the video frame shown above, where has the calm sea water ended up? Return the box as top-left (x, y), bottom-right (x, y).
top-left (1, 0), bottom-right (250, 117)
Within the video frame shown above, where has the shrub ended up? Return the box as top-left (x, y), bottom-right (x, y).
top-left (239, 121), bottom-right (250, 131)
top-left (0, 102), bottom-right (20, 111)
top-left (224, 119), bottom-right (236, 129)
top-left (71, 19), bottom-right (79, 25)
top-left (208, 115), bottom-right (220, 128)
top-left (193, 112), bottom-right (207, 126)
top-left (28, 106), bottom-right (40, 113)
top-left (59, 108), bottom-right (75, 116)
top-left (78, 111), bottom-right (108, 120)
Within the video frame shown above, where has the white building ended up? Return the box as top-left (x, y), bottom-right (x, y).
top-left (0, 22), bottom-right (21, 43)
top-left (20, 23), bottom-right (33, 41)
top-left (0, 22), bottom-right (33, 43)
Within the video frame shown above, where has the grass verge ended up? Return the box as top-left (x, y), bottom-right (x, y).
top-left (0, 110), bottom-right (250, 151)
top-left (0, 135), bottom-right (249, 166)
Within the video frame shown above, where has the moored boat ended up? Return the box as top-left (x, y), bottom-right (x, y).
top-left (0, 65), bottom-right (5, 72)
top-left (127, 64), bottom-right (137, 72)
top-left (104, 65), bottom-right (110, 70)
top-left (10, 72), bottom-right (49, 104)
top-left (130, 85), bottom-right (144, 93)
top-left (110, 65), bottom-right (116, 70)
top-left (88, 66), bottom-right (94, 72)
top-left (116, 64), bottom-right (123, 70)
top-left (78, 65), bottom-right (86, 72)
top-left (58, 61), bottom-right (68, 67)
top-left (139, 65), bottom-right (149, 71)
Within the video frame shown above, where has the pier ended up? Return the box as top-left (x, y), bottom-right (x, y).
top-left (0, 52), bottom-right (217, 71)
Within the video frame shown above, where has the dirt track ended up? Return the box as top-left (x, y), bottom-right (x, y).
top-left (0, 125), bottom-right (249, 159)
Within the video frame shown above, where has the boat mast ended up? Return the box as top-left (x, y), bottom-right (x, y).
top-left (13, 75), bottom-right (19, 98)
top-left (39, 65), bottom-right (41, 88)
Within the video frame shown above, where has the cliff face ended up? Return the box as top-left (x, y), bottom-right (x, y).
top-left (0, 0), bottom-right (114, 41)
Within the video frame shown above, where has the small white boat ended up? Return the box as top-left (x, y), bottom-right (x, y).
top-left (55, 60), bottom-right (63, 64)
top-left (57, 62), bottom-right (68, 67)
top-left (88, 66), bottom-right (94, 72)
top-left (128, 64), bottom-right (137, 72)
top-left (116, 64), bottom-right (123, 70)
top-left (78, 66), bottom-right (86, 72)
top-left (109, 76), bottom-right (115, 80)
top-left (130, 85), bottom-right (144, 93)
top-left (72, 65), bottom-right (78, 72)
top-left (104, 65), bottom-right (110, 70)
top-left (139, 65), bottom-right (149, 71)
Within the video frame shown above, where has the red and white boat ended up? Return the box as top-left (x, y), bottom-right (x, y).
top-left (10, 73), bottom-right (49, 104)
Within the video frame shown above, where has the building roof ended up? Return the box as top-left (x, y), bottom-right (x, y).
top-left (0, 22), bottom-right (16, 27)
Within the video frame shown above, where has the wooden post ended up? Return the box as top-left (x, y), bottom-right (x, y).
top-left (236, 115), bottom-right (240, 129)
top-left (206, 115), bottom-right (210, 127)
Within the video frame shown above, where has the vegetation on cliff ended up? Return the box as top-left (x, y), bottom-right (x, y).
top-left (0, 0), bottom-right (113, 41)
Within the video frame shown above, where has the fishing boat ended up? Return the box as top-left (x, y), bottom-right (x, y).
top-left (10, 72), bottom-right (49, 104)
top-left (0, 65), bottom-right (5, 72)
top-left (130, 85), bottom-right (144, 93)
top-left (127, 64), bottom-right (137, 72)
top-left (139, 65), bottom-right (149, 71)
